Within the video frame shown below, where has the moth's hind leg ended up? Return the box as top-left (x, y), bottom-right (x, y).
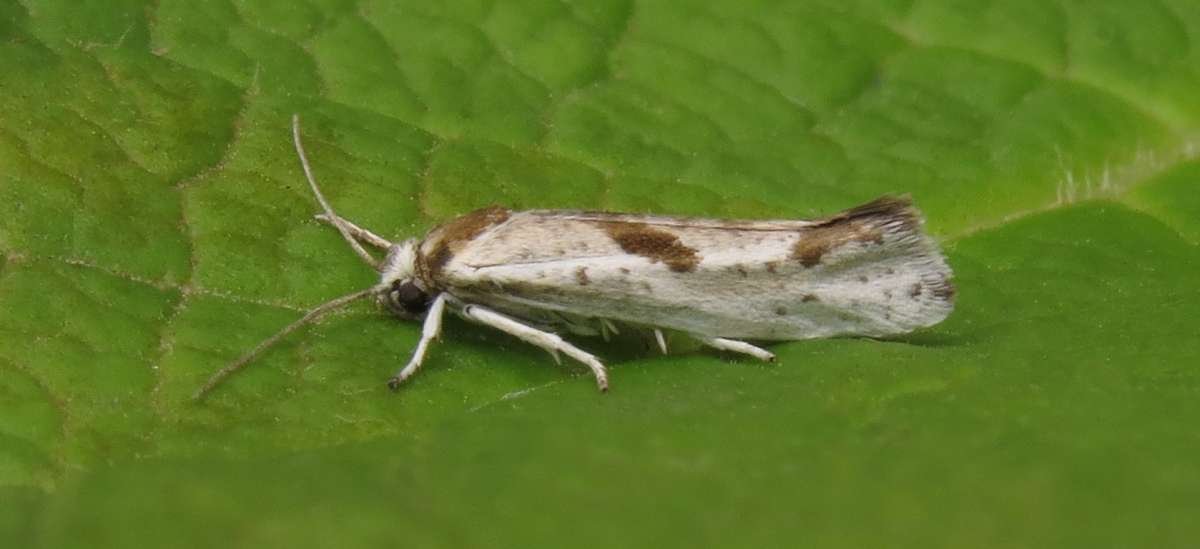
top-left (694, 336), bottom-right (776, 362)
top-left (460, 304), bottom-right (609, 392)
top-left (314, 213), bottom-right (393, 249)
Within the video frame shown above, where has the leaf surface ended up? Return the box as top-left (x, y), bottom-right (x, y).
top-left (1, 1), bottom-right (1198, 546)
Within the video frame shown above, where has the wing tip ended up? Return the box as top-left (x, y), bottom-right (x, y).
top-left (835, 195), bottom-right (957, 319)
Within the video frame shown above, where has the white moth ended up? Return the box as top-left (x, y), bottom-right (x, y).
top-left (193, 115), bottom-right (955, 400)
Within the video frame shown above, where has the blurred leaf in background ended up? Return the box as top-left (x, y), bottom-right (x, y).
top-left (1, 0), bottom-right (1198, 547)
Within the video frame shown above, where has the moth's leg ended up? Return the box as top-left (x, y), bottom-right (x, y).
top-left (694, 336), bottom-right (776, 362)
top-left (460, 304), bottom-right (609, 392)
top-left (387, 293), bottom-right (448, 390)
top-left (314, 213), bottom-right (393, 249)
top-left (653, 329), bottom-right (668, 354)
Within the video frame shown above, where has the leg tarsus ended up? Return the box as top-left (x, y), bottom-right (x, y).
top-left (601, 318), bottom-right (619, 335)
top-left (461, 304), bottom-right (609, 391)
top-left (695, 336), bottom-right (775, 362)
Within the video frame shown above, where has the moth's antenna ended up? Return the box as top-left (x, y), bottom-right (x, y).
top-left (292, 114), bottom-right (380, 270)
top-left (192, 285), bottom-right (382, 402)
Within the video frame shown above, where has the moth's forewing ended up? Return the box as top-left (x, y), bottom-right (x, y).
top-left (420, 197), bottom-right (953, 340)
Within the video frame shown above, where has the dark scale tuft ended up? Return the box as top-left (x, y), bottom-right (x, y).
top-left (792, 195), bottom-right (923, 267)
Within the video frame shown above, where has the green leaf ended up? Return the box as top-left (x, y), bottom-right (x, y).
top-left (2, 0), bottom-right (1199, 546)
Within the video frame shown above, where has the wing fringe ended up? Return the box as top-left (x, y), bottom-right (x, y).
top-left (814, 195), bottom-right (919, 232)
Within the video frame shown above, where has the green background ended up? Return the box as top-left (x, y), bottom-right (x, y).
top-left (2, 0), bottom-right (1199, 546)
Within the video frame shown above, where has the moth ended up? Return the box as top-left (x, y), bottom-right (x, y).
top-left (193, 115), bottom-right (955, 400)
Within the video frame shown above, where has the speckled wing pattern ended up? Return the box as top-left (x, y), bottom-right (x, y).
top-left (424, 197), bottom-right (954, 340)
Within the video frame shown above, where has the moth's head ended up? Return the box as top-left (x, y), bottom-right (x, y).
top-left (376, 238), bottom-right (431, 319)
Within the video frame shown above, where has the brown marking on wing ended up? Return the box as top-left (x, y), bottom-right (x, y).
top-left (575, 266), bottom-right (590, 286)
top-left (909, 282), bottom-right (923, 298)
top-left (792, 196), bottom-right (917, 267)
top-left (419, 206), bottom-right (511, 283)
top-left (931, 275), bottom-right (956, 301)
top-left (792, 222), bottom-right (885, 267)
top-left (802, 294), bottom-right (819, 303)
top-left (603, 222), bottom-right (700, 273)
top-left (765, 261), bottom-right (779, 274)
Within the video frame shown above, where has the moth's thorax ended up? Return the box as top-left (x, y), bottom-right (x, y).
top-left (417, 206), bottom-right (512, 283)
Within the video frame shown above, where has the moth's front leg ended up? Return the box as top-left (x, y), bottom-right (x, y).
top-left (459, 303), bottom-right (610, 392)
top-left (389, 293), bottom-right (448, 390)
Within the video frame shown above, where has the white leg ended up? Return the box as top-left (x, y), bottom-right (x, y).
top-left (601, 318), bottom-right (620, 335)
top-left (314, 213), bottom-right (393, 249)
top-left (695, 336), bottom-right (776, 362)
top-left (461, 304), bottom-right (609, 392)
top-left (653, 329), bottom-right (668, 354)
top-left (388, 293), bottom-right (448, 389)
top-left (598, 318), bottom-right (620, 342)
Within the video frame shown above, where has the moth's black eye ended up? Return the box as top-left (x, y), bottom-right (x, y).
top-left (387, 280), bottom-right (430, 316)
